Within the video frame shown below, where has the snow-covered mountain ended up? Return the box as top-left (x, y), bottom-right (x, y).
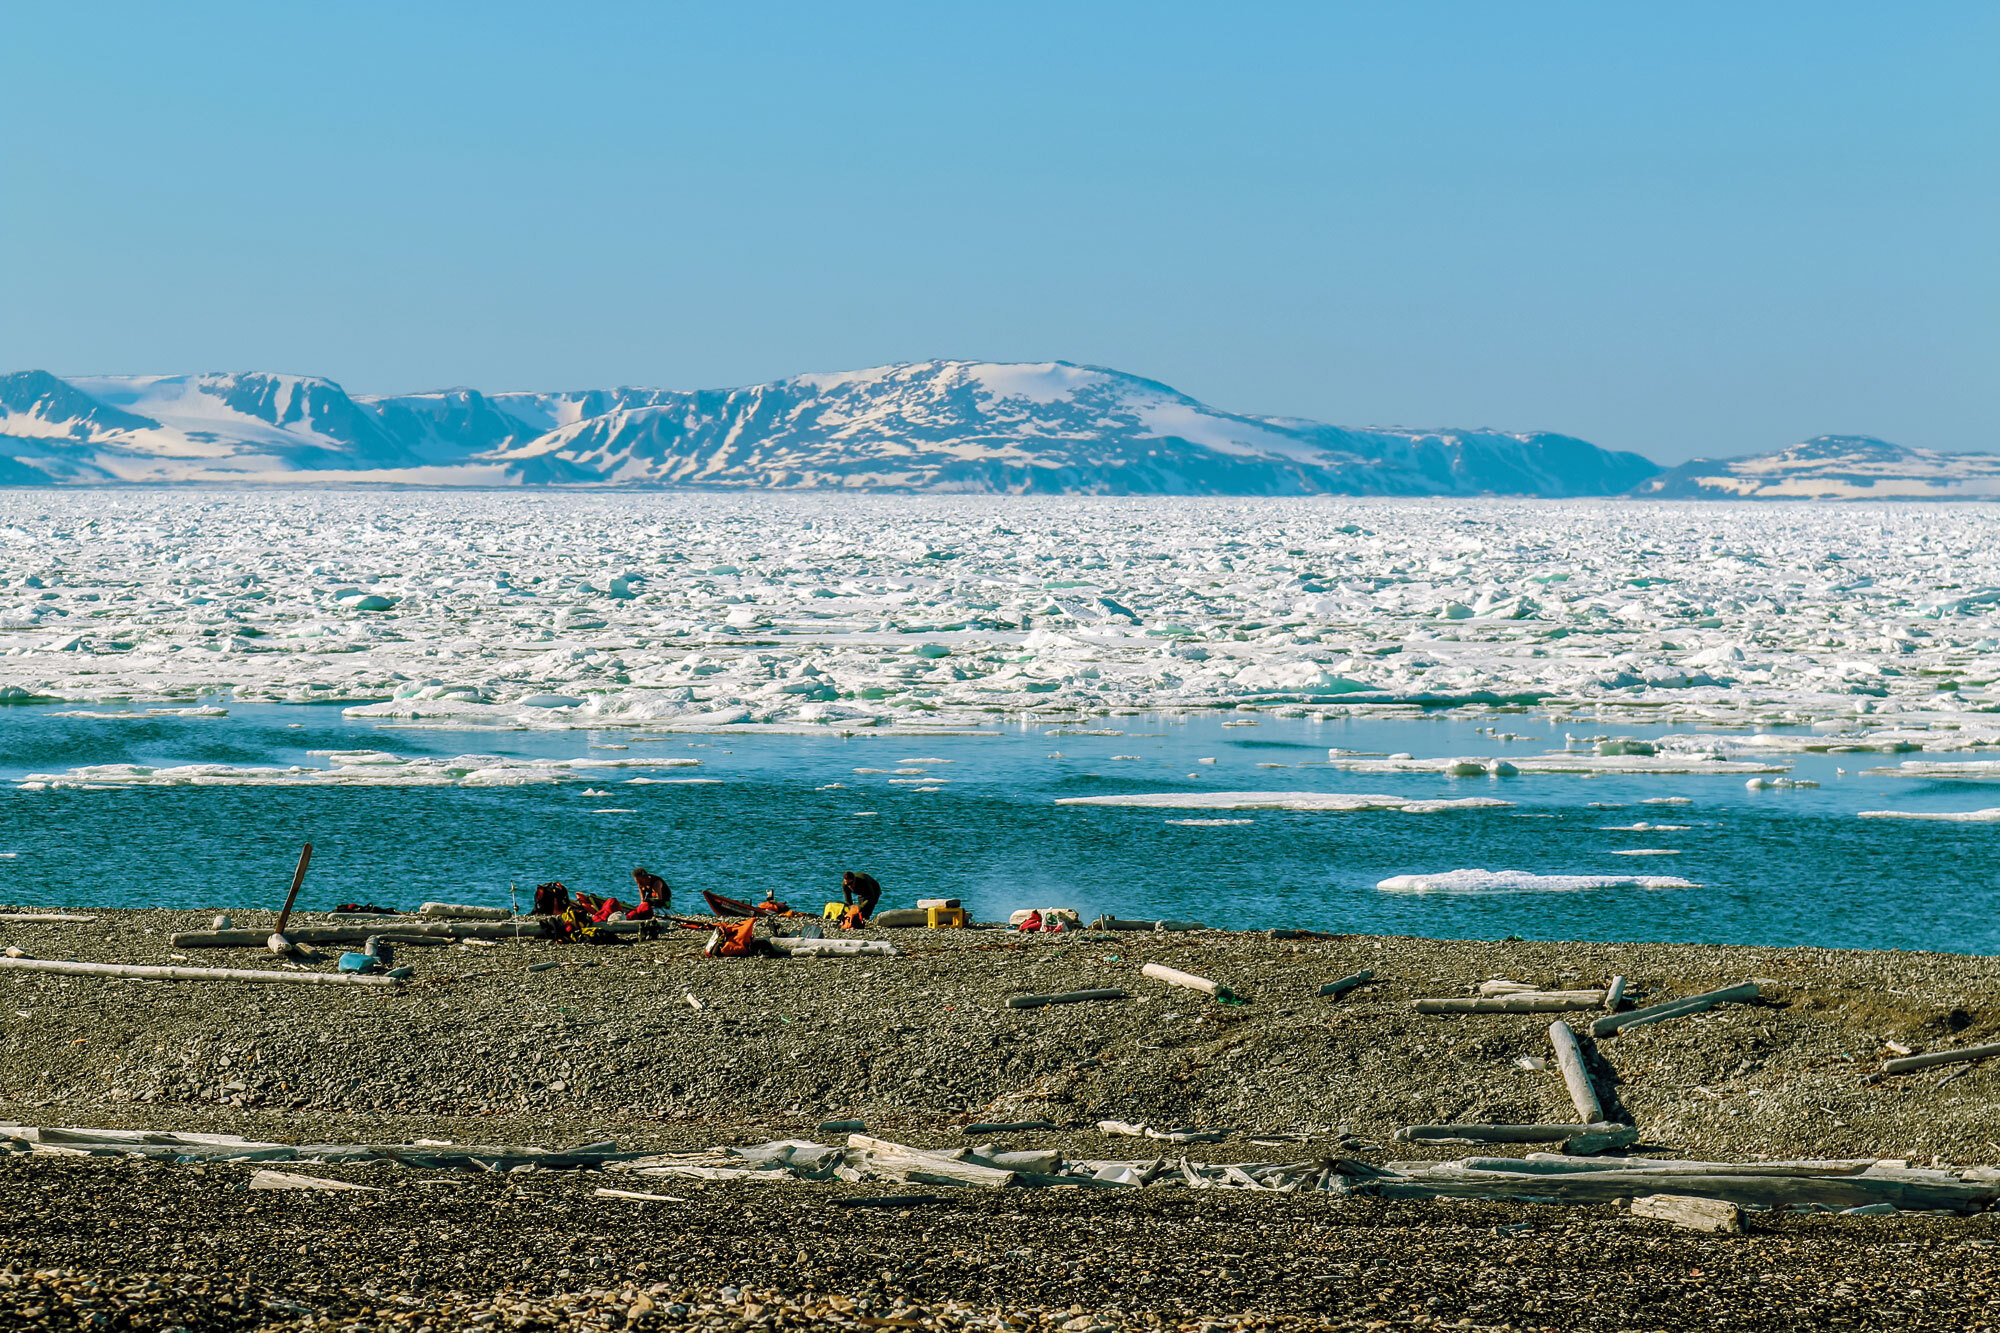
top-left (0, 360), bottom-right (1662, 495)
top-left (1633, 436), bottom-right (2000, 500)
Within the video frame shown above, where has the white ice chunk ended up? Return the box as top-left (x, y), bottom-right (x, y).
top-left (1376, 870), bottom-right (1699, 894)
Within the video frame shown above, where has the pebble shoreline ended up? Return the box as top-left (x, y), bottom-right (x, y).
top-left (5, 909), bottom-right (2000, 1330)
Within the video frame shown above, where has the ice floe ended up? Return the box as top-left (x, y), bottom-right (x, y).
top-left (1057, 791), bottom-right (1511, 813)
top-left (7, 491), bottom-right (2000, 736)
top-left (1376, 870), bottom-right (1700, 893)
top-left (1325, 753), bottom-right (1787, 776)
top-left (16, 752), bottom-right (701, 789)
top-left (1857, 808), bottom-right (2000, 822)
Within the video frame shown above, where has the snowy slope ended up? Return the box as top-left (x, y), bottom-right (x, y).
top-left (0, 371), bottom-right (479, 481)
top-left (0, 361), bottom-right (1661, 494)
top-left (484, 360), bottom-right (1662, 495)
top-left (1633, 437), bottom-right (2000, 500)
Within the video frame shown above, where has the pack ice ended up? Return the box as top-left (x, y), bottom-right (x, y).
top-left (4, 491), bottom-right (2000, 740)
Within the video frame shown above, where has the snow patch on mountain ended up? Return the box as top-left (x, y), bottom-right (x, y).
top-left (1634, 436), bottom-right (2000, 500)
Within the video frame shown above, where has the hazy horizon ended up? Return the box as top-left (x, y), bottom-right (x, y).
top-left (3, 2), bottom-right (1993, 464)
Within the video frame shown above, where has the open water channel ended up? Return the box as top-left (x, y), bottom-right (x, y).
top-left (0, 704), bottom-right (1994, 954)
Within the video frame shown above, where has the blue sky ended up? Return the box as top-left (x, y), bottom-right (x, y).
top-left (2, 2), bottom-right (1992, 463)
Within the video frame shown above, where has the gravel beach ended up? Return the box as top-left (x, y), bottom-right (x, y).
top-left (4, 908), bottom-right (1999, 1330)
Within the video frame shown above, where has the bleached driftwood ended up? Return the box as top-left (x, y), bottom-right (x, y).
top-left (271, 842), bottom-right (313, 942)
top-left (1396, 1122), bottom-right (1625, 1144)
top-left (1141, 962), bottom-right (1245, 1002)
top-left (418, 902), bottom-right (514, 920)
top-left (767, 937), bottom-right (896, 957)
top-left (1005, 988), bottom-right (1128, 1009)
top-left (1493, 1154), bottom-right (1877, 1177)
top-left (961, 1120), bottom-right (1058, 1135)
top-left (248, 1168), bottom-right (376, 1184)
top-left (171, 919), bottom-right (582, 947)
top-left (595, 1187), bottom-right (683, 1203)
top-left (1631, 1193), bottom-right (1742, 1233)
top-left (1415, 991), bottom-right (1606, 1014)
top-left (845, 1134), bottom-right (1015, 1189)
top-left (0, 913), bottom-right (95, 923)
top-left (1590, 982), bottom-right (1759, 1037)
top-left (0, 957), bottom-right (401, 987)
top-left (1376, 1161), bottom-right (2000, 1213)
top-left (1547, 1020), bottom-right (1604, 1124)
top-left (1318, 969), bottom-right (1373, 999)
top-left (1881, 1042), bottom-right (2000, 1075)
top-left (1604, 975), bottom-right (1627, 1010)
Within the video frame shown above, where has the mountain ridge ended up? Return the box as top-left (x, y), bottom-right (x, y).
top-left (0, 361), bottom-right (1976, 497)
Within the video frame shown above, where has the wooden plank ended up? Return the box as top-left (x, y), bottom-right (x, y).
top-left (1547, 1020), bottom-right (1604, 1123)
top-left (1590, 982), bottom-right (1759, 1037)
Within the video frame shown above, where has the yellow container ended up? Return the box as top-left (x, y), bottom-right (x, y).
top-left (927, 905), bottom-right (967, 929)
top-left (824, 902), bottom-right (846, 920)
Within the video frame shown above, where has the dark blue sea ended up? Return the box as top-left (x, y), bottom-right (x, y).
top-left (1, 703), bottom-right (1993, 955)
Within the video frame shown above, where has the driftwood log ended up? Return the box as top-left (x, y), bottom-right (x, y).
top-left (0, 957), bottom-right (402, 988)
top-left (1005, 988), bottom-right (1128, 1009)
top-left (1590, 982), bottom-right (1759, 1037)
top-left (1547, 1020), bottom-right (1604, 1123)
top-left (1881, 1042), bottom-right (2000, 1075)
top-left (767, 937), bottom-right (896, 957)
top-left (1415, 991), bottom-right (1606, 1015)
top-left (1318, 969), bottom-right (1374, 999)
top-left (1631, 1193), bottom-right (1743, 1233)
top-left (1375, 1160), bottom-right (2000, 1213)
top-left (844, 1134), bottom-right (1016, 1189)
top-left (1395, 1122), bottom-right (1626, 1145)
top-left (171, 920), bottom-right (578, 947)
top-left (961, 1120), bottom-right (1059, 1135)
top-left (1141, 962), bottom-right (1245, 1003)
top-left (417, 902), bottom-right (514, 920)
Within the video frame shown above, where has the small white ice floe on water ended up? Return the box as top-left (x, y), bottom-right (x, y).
top-left (1057, 791), bottom-right (1510, 814)
top-left (1165, 818), bottom-right (1255, 826)
top-left (1857, 807), bottom-right (2000, 822)
top-left (1377, 870), bottom-right (1700, 894)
